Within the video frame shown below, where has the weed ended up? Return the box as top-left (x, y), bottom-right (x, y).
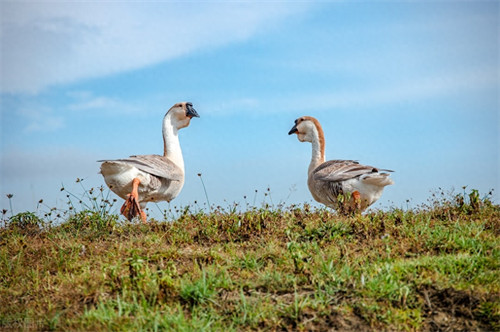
top-left (64, 210), bottom-right (117, 233)
top-left (5, 194), bottom-right (14, 218)
top-left (8, 212), bottom-right (43, 232)
top-left (197, 173), bottom-right (211, 213)
top-left (0, 188), bottom-right (498, 331)
top-left (180, 270), bottom-right (217, 307)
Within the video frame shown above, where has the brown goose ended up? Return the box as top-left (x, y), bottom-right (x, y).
top-left (288, 116), bottom-right (393, 213)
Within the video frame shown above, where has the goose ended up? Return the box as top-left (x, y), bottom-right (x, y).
top-left (288, 116), bottom-right (393, 214)
top-left (99, 102), bottom-right (199, 222)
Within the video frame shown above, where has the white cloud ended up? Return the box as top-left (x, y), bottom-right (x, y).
top-left (67, 91), bottom-right (140, 114)
top-left (313, 66), bottom-right (499, 111)
top-left (199, 65), bottom-right (498, 116)
top-left (1, 147), bottom-right (98, 179)
top-left (202, 98), bottom-right (261, 115)
top-left (323, 66), bottom-right (493, 112)
top-left (24, 115), bottom-right (64, 133)
top-left (17, 106), bottom-right (65, 132)
top-left (69, 96), bottom-right (121, 111)
top-left (0, 2), bottom-right (307, 94)
top-left (0, 147), bottom-right (106, 213)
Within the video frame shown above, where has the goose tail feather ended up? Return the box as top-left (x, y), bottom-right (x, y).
top-left (361, 173), bottom-right (394, 187)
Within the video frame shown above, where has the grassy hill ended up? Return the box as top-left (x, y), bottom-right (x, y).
top-left (1, 188), bottom-right (499, 331)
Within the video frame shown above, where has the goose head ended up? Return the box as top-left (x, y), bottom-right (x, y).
top-left (166, 102), bottom-right (200, 130)
top-left (288, 116), bottom-right (322, 143)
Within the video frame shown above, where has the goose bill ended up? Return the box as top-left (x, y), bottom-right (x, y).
top-left (288, 124), bottom-right (298, 135)
top-left (186, 103), bottom-right (200, 118)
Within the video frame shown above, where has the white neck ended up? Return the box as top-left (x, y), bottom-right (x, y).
top-left (308, 127), bottom-right (325, 175)
top-left (163, 113), bottom-right (184, 172)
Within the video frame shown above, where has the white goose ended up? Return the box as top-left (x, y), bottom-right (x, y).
top-left (99, 102), bottom-right (199, 222)
top-left (288, 116), bottom-right (393, 213)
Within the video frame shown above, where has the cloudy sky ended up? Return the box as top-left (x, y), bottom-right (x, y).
top-left (1, 1), bottom-right (498, 218)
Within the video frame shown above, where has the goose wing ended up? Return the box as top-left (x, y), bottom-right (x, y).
top-left (99, 155), bottom-right (183, 181)
top-left (313, 160), bottom-right (393, 183)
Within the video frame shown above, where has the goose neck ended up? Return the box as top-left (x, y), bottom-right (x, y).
top-left (162, 115), bottom-right (184, 171)
top-left (308, 125), bottom-right (325, 174)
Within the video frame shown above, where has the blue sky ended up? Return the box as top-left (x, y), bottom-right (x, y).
top-left (1, 1), bottom-right (498, 217)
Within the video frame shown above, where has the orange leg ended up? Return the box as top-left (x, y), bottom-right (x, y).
top-left (140, 210), bottom-right (147, 224)
top-left (120, 178), bottom-right (147, 222)
top-left (352, 191), bottom-right (362, 212)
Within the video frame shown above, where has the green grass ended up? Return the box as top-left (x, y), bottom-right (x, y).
top-left (1, 189), bottom-right (499, 331)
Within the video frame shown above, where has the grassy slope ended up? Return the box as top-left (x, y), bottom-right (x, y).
top-left (1, 190), bottom-right (499, 331)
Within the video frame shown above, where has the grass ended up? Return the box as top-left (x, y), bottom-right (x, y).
top-left (0, 187), bottom-right (499, 331)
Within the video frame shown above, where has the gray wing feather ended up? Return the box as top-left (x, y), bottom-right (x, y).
top-left (313, 160), bottom-right (393, 183)
top-left (99, 155), bottom-right (183, 181)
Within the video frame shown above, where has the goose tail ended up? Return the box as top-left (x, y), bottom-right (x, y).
top-left (361, 173), bottom-right (394, 187)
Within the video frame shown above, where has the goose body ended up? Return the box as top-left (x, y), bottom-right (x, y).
top-left (289, 116), bottom-right (393, 213)
top-left (99, 102), bottom-right (199, 222)
top-left (100, 155), bottom-right (184, 204)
